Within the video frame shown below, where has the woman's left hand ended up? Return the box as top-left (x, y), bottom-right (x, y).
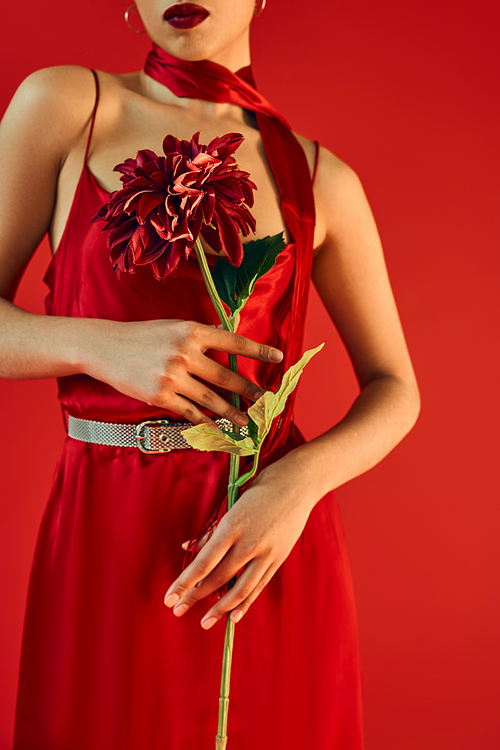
top-left (164, 456), bottom-right (316, 629)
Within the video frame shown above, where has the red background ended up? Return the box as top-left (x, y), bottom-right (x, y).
top-left (1, 1), bottom-right (499, 747)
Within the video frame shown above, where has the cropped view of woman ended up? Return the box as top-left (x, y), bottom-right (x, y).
top-left (0, 1), bottom-right (419, 749)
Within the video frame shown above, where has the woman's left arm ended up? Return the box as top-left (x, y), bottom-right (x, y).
top-left (291, 144), bottom-right (420, 496)
top-left (165, 145), bottom-right (420, 628)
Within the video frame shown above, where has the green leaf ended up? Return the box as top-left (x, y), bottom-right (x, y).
top-left (246, 415), bottom-right (259, 443)
top-left (213, 262), bottom-right (237, 315)
top-left (219, 428), bottom-right (248, 442)
top-left (212, 233), bottom-right (286, 319)
top-left (182, 344), bottom-right (325, 459)
top-left (181, 422), bottom-right (257, 456)
top-left (248, 343), bottom-right (325, 442)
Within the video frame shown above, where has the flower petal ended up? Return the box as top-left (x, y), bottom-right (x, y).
top-left (207, 133), bottom-right (245, 161)
top-left (213, 203), bottom-right (244, 266)
top-left (93, 131), bottom-right (256, 280)
top-left (151, 241), bottom-right (183, 280)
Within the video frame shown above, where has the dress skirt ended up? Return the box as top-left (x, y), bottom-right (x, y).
top-left (14, 432), bottom-right (364, 750)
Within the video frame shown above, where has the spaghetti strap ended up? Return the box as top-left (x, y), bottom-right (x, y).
top-left (84, 69), bottom-right (100, 163)
top-left (312, 140), bottom-right (320, 186)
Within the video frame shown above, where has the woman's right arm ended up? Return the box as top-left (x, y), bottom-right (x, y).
top-left (0, 66), bottom-right (96, 378)
top-left (0, 68), bottom-right (280, 425)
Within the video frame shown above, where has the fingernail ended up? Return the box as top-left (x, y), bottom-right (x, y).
top-left (230, 610), bottom-right (244, 623)
top-left (234, 413), bottom-right (248, 427)
top-left (201, 617), bottom-right (217, 630)
top-left (269, 349), bottom-right (283, 362)
top-left (173, 603), bottom-right (189, 617)
top-left (254, 389), bottom-right (265, 400)
top-left (164, 593), bottom-right (179, 607)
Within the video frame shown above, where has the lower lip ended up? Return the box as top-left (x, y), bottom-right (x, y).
top-left (166, 12), bottom-right (208, 29)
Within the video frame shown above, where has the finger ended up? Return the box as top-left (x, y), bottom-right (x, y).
top-left (193, 356), bottom-right (265, 403)
top-left (171, 550), bottom-right (259, 618)
top-left (201, 562), bottom-right (277, 630)
top-left (227, 564), bottom-right (278, 624)
top-left (181, 377), bottom-right (251, 427)
top-left (201, 327), bottom-right (283, 364)
top-left (181, 531), bottom-right (210, 552)
top-left (151, 392), bottom-right (215, 427)
top-left (164, 531), bottom-right (234, 610)
top-left (154, 378), bottom-right (249, 429)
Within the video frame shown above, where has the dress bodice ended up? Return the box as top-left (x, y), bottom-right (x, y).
top-left (44, 163), bottom-right (297, 423)
top-left (43, 67), bottom-right (318, 431)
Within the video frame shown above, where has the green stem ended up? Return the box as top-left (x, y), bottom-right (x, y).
top-left (234, 452), bottom-right (260, 488)
top-left (228, 456), bottom-right (240, 509)
top-left (194, 238), bottom-right (233, 332)
top-left (215, 616), bottom-right (235, 750)
top-left (194, 236), bottom-right (241, 749)
top-left (195, 239), bottom-right (240, 417)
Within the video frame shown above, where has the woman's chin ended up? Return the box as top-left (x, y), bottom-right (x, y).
top-left (149, 31), bottom-right (217, 63)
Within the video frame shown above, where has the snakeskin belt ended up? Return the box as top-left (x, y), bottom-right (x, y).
top-left (67, 414), bottom-right (247, 454)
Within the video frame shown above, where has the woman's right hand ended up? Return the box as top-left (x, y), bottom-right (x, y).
top-left (85, 318), bottom-right (283, 425)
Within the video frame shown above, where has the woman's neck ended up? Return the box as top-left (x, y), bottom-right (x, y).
top-left (206, 31), bottom-right (251, 72)
top-left (138, 72), bottom-right (247, 126)
top-left (139, 32), bottom-right (252, 115)
top-left (150, 25), bottom-right (251, 74)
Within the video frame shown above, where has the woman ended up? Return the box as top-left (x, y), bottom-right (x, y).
top-left (0, 1), bottom-right (419, 748)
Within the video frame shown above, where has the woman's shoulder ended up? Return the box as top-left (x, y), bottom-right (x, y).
top-left (10, 65), bottom-right (94, 116)
top-left (2, 66), bottom-right (97, 159)
top-left (292, 132), bottom-right (359, 188)
top-left (10, 65), bottom-right (135, 120)
top-left (291, 135), bottom-right (367, 250)
top-left (3, 65), bottom-right (141, 165)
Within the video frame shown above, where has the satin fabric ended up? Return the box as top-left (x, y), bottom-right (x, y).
top-left (144, 43), bottom-right (291, 127)
top-left (14, 57), bottom-right (364, 750)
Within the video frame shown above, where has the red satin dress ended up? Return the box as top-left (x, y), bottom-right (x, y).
top-left (14, 71), bottom-right (364, 750)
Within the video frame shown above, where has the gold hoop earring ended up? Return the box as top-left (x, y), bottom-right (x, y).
top-left (125, 4), bottom-right (146, 34)
top-left (254, 0), bottom-right (267, 18)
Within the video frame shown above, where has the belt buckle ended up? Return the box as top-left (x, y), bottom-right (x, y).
top-left (135, 419), bottom-right (171, 453)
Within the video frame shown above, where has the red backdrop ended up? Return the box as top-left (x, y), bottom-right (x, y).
top-left (1, 1), bottom-right (499, 748)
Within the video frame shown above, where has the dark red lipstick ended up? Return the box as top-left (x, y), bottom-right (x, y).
top-left (163, 3), bottom-right (209, 29)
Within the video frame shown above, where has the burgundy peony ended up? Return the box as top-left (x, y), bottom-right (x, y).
top-left (92, 132), bottom-right (257, 281)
